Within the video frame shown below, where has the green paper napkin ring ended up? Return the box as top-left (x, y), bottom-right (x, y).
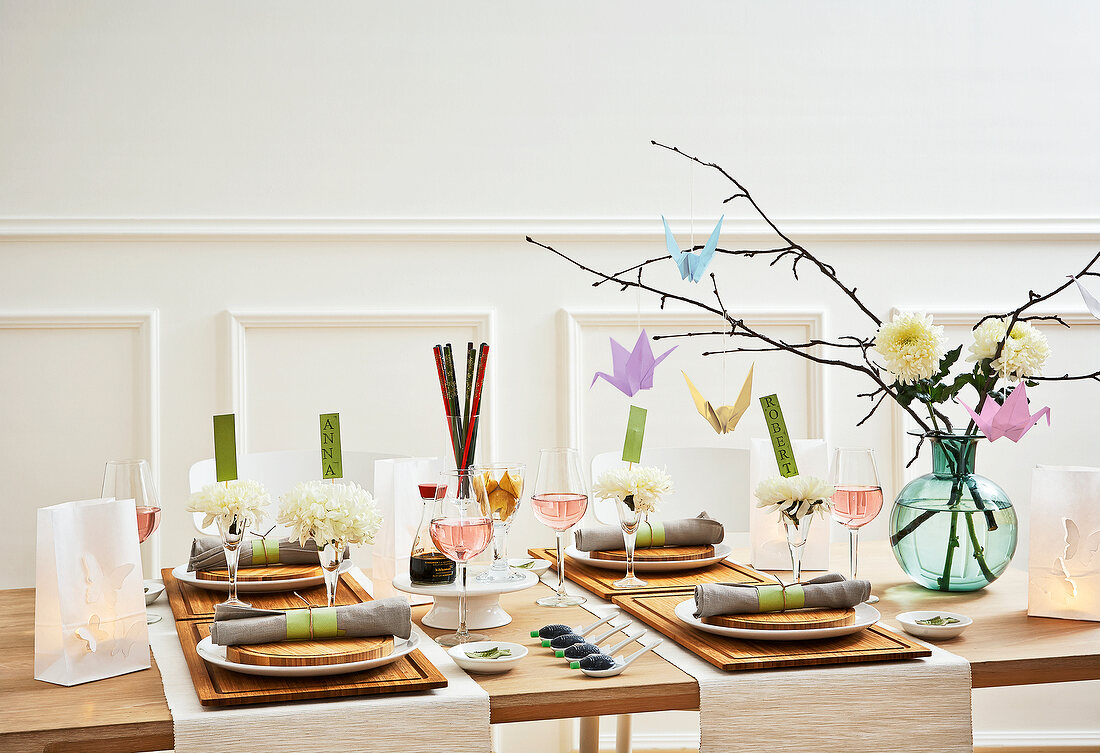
top-left (285, 606), bottom-right (346, 640)
top-left (635, 521), bottom-right (666, 548)
top-left (756, 583), bottom-right (806, 612)
top-left (250, 538), bottom-right (280, 566)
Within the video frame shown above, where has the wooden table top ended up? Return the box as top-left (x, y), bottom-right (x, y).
top-left (4, 542), bottom-right (1100, 751)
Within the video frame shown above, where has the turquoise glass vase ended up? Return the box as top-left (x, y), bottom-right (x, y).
top-left (889, 432), bottom-right (1018, 592)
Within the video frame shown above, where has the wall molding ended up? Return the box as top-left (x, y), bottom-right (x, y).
top-left (560, 308), bottom-right (825, 459)
top-left (0, 310), bottom-right (161, 489)
top-left (4, 216), bottom-right (1100, 242)
top-left (887, 307), bottom-right (1099, 493)
top-left (226, 308), bottom-right (496, 456)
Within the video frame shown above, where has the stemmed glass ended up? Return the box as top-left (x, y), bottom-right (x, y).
top-left (102, 460), bottom-right (163, 624)
top-left (473, 462), bottom-right (526, 582)
top-left (829, 448), bottom-right (884, 603)
top-left (430, 469), bottom-right (493, 646)
top-left (530, 448), bottom-right (589, 607)
top-left (612, 494), bottom-right (647, 589)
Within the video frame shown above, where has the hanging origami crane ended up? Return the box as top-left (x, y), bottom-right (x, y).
top-left (959, 382), bottom-right (1051, 443)
top-left (682, 364), bottom-right (755, 434)
top-left (1071, 275), bottom-right (1100, 319)
top-left (662, 215), bottom-right (724, 283)
top-left (591, 330), bottom-right (677, 397)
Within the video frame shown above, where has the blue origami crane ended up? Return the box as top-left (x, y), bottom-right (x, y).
top-left (591, 330), bottom-right (677, 397)
top-left (662, 215), bottom-right (724, 283)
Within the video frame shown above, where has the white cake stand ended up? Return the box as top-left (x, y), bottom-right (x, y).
top-left (391, 569), bottom-right (540, 629)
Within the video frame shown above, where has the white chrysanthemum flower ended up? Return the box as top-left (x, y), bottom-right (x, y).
top-left (592, 465), bottom-right (674, 515)
top-left (872, 312), bottom-right (949, 385)
top-left (187, 479), bottom-right (270, 531)
top-left (277, 480), bottom-right (383, 547)
top-left (968, 317), bottom-right (1051, 382)
top-left (753, 474), bottom-right (835, 523)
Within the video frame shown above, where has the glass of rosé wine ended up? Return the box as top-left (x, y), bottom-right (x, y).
top-left (430, 469), bottom-right (494, 646)
top-left (829, 448), bottom-right (883, 603)
top-left (530, 448), bottom-right (589, 607)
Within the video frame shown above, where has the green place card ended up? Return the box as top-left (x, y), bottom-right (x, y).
top-left (320, 412), bottom-right (343, 479)
top-left (759, 394), bottom-right (798, 478)
top-left (213, 414), bottom-right (238, 482)
top-left (622, 405), bottom-right (647, 464)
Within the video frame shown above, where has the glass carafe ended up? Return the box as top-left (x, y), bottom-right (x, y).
top-left (410, 483), bottom-right (457, 585)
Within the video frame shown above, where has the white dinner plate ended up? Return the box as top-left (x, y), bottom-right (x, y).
top-left (196, 631), bottom-right (420, 677)
top-left (674, 597), bottom-right (881, 641)
top-left (171, 559), bottom-right (354, 593)
top-left (565, 543), bottom-right (733, 573)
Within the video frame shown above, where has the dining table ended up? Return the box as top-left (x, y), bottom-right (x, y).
top-left (3, 542), bottom-right (1099, 753)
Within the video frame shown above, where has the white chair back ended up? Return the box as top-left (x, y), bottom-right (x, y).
top-left (590, 447), bottom-right (751, 545)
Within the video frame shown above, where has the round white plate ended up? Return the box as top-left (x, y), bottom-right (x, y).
top-left (171, 559), bottom-right (354, 593)
top-left (448, 640), bottom-right (527, 674)
top-left (196, 631), bottom-right (420, 677)
top-left (565, 543), bottom-right (732, 573)
top-left (674, 598), bottom-right (881, 641)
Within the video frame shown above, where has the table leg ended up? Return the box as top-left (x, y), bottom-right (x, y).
top-left (615, 714), bottom-right (632, 753)
top-left (579, 716), bottom-right (600, 753)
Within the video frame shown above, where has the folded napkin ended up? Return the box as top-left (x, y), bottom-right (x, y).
top-left (209, 597), bottom-right (413, 646)
top-left (187, 536), bottom-right (351, 572)
top-left (693, 573), bottom-right (870, 618)
top-left (573, 511), bottom-right (725, 552)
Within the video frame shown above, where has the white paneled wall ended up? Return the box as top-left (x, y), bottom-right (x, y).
top-left (3, 1), bottom-right (1100, 749)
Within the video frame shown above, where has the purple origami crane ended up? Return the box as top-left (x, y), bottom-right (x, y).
top-left (591, 330), bottom-right (677, 397)
top-left (959, 382), bottom-right (1051, 443)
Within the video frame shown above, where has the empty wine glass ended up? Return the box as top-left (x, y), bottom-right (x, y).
top-left (530, 448), bottom-right (589, 607)
top-left (430, 469), bottom-right (493, 646)
top-left (102, 459), bottom-right (162, 624)
top-left (472, 462), bottom-right (526, 582)
top-left (829, 448), bottom-right (884, 603)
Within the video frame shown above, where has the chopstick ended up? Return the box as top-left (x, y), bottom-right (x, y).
top-left (459, 342), bottom-right (489, 470)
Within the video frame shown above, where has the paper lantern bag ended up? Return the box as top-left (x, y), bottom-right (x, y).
top-left (1028, 465), bottom-right (1100, 622)
top-left (35, 497), bottom-right (150, 686)
top-left (748, 438), bottom-right (831, 571)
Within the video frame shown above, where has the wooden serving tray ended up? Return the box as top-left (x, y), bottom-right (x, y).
top-left (196, 563), bottom-right (322, 582)
top-left (175, 620), bottom-right (447, 707)
top-left (589, 545), bottom-right (716, 562)
top-left (611, 592), bottom-right (930, 671)
top-left (162, 567), bottom-right (371, 621)
top-left (226, 635), bottom-right (394, 667)
top-left (528, 547), bottom-right (773, 599)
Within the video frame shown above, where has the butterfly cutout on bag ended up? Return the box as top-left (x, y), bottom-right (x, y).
top-left (82, 553), bottom-right (134, 608)
top-left (1049, 518), bottom-right (1100, 599)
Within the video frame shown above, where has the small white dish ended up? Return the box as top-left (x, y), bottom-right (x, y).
top-left (565, 543), bottom-right (733, 573)
top-left (196, 632), bottom-right (420, 677)
top-left (674, 598), bottom-right (880, 641)
top-left (143, 579), bottom-right (165, 606)
top-left (896, 610), bottom-right (972, 640)
top-left (172, 558), bottom-right (354, 593)
top-left (448, 641), bottom-right (528, 674)
top-left (508, 558), bottom-right (551, 576)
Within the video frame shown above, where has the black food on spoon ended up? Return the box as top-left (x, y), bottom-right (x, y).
top-left (530, 624), bottom-right (572, 639)
top-left (558, 642), bottom-right (601, 659)
top-left (571, 653), bottom-right (617, 670)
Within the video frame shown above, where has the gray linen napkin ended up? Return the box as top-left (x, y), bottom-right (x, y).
top-left (209, 596), bottom-right (413, 645)
top-left (572, 511), bottom-right (725, 552)
top-left (187, 536), bottom-right (351, 571)
top-left (693, 573), bottom-right (871, 618)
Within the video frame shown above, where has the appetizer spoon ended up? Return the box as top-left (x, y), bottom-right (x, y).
top-left (535, 612), bottom-right (618, 647)
top-left (556, 622), bottom-right (637, 660)
top-left (575, 638), bottom-right (664, 677)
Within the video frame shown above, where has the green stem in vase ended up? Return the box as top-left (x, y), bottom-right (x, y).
top-left (963, 509), bottom-right (996, 583)
top-left (938, 510), bottom-right (961, 591)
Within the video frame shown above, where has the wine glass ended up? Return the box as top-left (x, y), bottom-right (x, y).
top-left (472, 462), bottom-right (526, 582)
top-left (829, 448), bottom-right (884, 603)
top-left (430, 469), bottom-right (493, 646)
top-left (102, 459), bottom-right (163, 624)
top-left (530, 448), bottom-right (589, 607)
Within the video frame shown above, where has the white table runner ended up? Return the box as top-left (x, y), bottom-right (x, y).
top-left (149, 570), bottom-right (490, 753)
top-left (552, 572), bottom-right (972, 753)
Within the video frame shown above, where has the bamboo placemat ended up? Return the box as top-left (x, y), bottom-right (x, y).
top-left (162, 568), bottom-right (371, 621)
top-left (174, 620), bottom-right (448, 707)
top-left (527, 547), bottom-right (773, 599)
top-left (611, 592), bottom-right (931, 671)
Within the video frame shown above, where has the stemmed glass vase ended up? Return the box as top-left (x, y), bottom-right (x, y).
top-left (784, 514), bottom-right (811, 583)
top-left (829, 447), bottom-right (884, 603)
top-left (472, 463), bottom-right (526, 582)
top-left (430, 469), bottom-right (494, 646)
top-left (530, 448), bottom-right (589, 607)
top-left (217, 513), bottom-right (252, 608)
top-left (612, 495), bottom-right (647, 589)
top-left (318, 541), bottom-right (345, 608)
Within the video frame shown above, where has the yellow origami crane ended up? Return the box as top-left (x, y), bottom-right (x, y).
top-left (682, 364), bottom-right (754, 434)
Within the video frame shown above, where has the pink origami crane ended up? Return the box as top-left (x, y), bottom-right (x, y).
top-left (959, 382), bottom-right (1051, 443)
top-left (591, 330), bottom-right (677, 397)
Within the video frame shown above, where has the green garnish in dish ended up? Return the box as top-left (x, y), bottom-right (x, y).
top-left (512, 561), bottom-right (536, 569)
top-left (466, 647), bottom-right (513, 659)
top-left (915, 615), bottom-right (961, 626)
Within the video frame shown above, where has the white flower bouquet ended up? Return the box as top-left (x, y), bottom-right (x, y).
top-left (277, 480), bottom-right (383, 548)
top-left (753, 474), bottom-right (835, 524)
top-left (592, 465), bottom-right (674, 516)
top-left (187, 479), bottom-right (270, 531)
